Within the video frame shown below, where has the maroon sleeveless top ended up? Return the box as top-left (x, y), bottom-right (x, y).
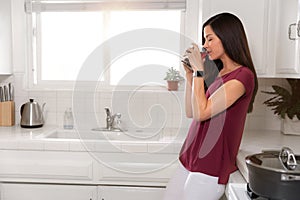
top-left (179, 66), bottom-right (255, 184)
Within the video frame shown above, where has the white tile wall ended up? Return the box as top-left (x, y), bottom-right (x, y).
top-left (2, 73), bottom-right (287, 132)
top-left (245, 78), bottom-right (286, 131)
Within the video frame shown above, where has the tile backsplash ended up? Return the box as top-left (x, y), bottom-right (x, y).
top-left (2, 73), bottom-right (286, 132)
top-left (245, 78), bottom-right (288, 131)
top-left (7, 73), bottom-right (192, 131)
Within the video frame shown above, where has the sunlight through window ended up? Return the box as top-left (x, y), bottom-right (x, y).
top-left (36, 10), bottom-right (182, 86)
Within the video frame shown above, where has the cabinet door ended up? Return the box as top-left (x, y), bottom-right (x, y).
top-left (275, 0), bottom-right (300, 77)
top-left (0, 183), bottom-right (97, 200)
top-left (98, 186), bottom-right (165, 200)
top-left (0, 0), bottom-right (12, 74)
top-left (0, 150), bottom-right (94, 182)
top-left (202, 0), bottom-right (270, 76)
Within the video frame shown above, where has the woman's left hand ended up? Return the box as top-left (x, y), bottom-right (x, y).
top-left (184, 43), bottom-right (205, 71)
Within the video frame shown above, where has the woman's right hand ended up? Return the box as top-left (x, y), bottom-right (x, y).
top-left (183, 63), bottom-right (193, 80)
top-left (182, 63), bottom-right (193, 74)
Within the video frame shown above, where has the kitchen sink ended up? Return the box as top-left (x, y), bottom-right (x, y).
top-left (38, 128), bottom-right (163, 141)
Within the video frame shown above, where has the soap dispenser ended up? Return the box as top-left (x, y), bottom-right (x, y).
top-left (63, 107), bottom-right (74, 129)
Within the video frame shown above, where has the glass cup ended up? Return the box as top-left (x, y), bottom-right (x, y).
top-left (181, 46), bottom-right (207, 71)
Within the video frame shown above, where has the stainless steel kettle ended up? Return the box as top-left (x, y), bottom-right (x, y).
top-left (20, 99), bottom-right (46, 128)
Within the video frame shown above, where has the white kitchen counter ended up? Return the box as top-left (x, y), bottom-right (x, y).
top-left (0, 126), bottom-right (184, 154)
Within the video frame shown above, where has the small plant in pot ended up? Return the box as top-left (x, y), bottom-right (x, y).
top-left (262, 78), bottom-right (300, 135)
top-left (164, 67), bottom-right (184, 91)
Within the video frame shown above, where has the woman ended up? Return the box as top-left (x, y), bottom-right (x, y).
top-left (163, 13), bottom-right (258, 200)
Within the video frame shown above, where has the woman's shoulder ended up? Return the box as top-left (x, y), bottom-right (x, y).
top-left (234, 66), bottom-right (255, 93)
top-left (222, 66), bottom-right (254, 81)
top-left (236, 66), bottom-right (254, 76)
top-left (229, 66), bottom-right (254, 81)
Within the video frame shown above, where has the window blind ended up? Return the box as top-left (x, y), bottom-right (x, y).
top-left (24, 0), bottom-right (186, 12)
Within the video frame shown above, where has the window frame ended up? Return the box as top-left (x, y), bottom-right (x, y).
top-left (25, 0), bottom-right (200, 91)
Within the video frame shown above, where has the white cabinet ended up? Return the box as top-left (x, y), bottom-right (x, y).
top-left (201, 0), bottom-right (271, 77)
top-left (0, 150), bottom-right (172, 200)
top-left (0, 183), bottom-right (97, 200)
top-left (0, 0), bottom-right (12, 74)
top-left (0, 148), bottom-right (175, 200)
top-left (96, 152), bottom-right (178, 186)
top-left (0, 184), bottom-right (165, 200)
top-left (273, 0), bottom-right (300, 77)
top-left (98, 186), bottom-right (165, 200)
top-left (0, 150), bottom-right (94, 183)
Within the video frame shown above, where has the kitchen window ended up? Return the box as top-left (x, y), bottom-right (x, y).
top-left (25, 0), bottom-right (193, 89)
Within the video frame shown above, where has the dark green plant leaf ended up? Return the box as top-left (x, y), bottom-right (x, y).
top-left (287, 78), bottom-right (300, 100)
top-left (294, 102), bottom-right (300, 119)
top-left (264, 100), bottom-right (283, 108)
top-left (261, 78), bottom-right (300, 119)
top-left (261, 91), bottom-right (278, 95)
top-left (287, 109), bottom-right (295, 120)
top-left (263, 95), bottom-right (279, 104)
top-left (279, 106), bottom-right (288, 119)
top-left (287, 78), bottom-right (300, 88)
top-left (272, 85), bottom-right (291, 100)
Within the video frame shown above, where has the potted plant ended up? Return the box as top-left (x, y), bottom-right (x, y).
top-left (164, 67), bottom-right (184, 91)
top-left (262, 78), bottom-right (300, 135)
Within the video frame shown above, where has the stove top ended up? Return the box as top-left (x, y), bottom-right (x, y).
top-left (246, 184), bottom-right (269, 200)
top-left (250, 197), bottom-right (269, 200)
top-left (227, 183), bottom-right (269, 200)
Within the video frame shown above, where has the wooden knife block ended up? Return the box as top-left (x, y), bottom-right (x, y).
top-left (0, 101), bottom-right (15, 126)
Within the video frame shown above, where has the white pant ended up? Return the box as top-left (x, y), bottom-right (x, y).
top-left (163, 162), bottom-right (225, 200)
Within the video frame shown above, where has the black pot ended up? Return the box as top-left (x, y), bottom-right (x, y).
top-left (245, 147), bottom-right (300, 200)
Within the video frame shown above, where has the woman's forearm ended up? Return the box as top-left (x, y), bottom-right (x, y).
top-left (192, 77), bottom-right (208, 121)
top-left (185, 73), bottom-right (193, 118)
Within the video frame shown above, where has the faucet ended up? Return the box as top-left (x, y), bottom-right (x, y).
top-left (104, 107), bottom-right (121, 131)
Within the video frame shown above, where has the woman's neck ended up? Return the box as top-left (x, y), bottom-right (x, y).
top-left (219, 56), bottom-right (241, 76)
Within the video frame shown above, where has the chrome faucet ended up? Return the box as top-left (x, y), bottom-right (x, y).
top-left (104, 107), bottom-right (121, 130)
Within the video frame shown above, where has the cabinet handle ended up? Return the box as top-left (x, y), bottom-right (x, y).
top-left (288, 23), bottom-right (297, 40)
top-left (298, 21), bottom-right (300, 37)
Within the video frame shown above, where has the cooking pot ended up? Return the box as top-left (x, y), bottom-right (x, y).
top-left (20, 99), bottom-right (46, 128)
top-left (246, 147), bottom-right (300, 200)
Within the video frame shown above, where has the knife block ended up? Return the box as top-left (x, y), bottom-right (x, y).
top-left (0, 101), bottom-right (15, 126)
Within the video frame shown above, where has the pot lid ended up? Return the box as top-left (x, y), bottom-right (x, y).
top-left (246, 147), bottom-right (300, 174)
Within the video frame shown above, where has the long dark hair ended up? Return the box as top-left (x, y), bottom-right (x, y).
top-left (202, 12), bottom-right (258, 113)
